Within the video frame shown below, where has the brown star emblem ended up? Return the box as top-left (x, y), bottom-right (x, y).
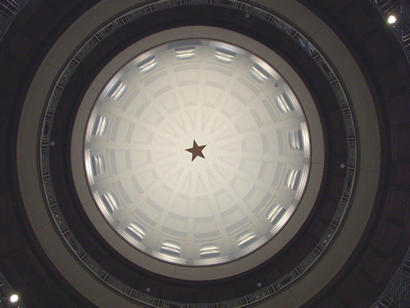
top-left (185, 140), bottom-right (206, 161)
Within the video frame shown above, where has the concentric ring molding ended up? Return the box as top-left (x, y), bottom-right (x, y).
top-left (16, 0), bottom-right (381, 307)
top-left (71, 28), bottom-right (324, 279)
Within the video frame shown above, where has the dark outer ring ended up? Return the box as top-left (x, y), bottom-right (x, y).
top-left (40, 1), bottom-right (354, 306)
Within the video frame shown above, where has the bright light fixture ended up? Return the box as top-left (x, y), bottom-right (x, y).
top-left (9, 294), bottom-right (19, 303)
top-left (85, 39), bottom-right (311, 266)
top-left (387, 14), bottom-right (397, 25)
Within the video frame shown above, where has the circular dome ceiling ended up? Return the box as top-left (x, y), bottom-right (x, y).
top-left (84, 39), bottom-right (310, 265)
top-left (14, 0), bottom-right (392, 306)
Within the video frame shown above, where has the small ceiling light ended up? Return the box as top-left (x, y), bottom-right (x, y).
top-left (387, 15), bottom-right (397, 25)
top-left (9, 294), bottom-right (19, 303)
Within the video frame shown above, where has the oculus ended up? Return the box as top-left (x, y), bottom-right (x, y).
top-left (84, 39), bottom-right (311, 266)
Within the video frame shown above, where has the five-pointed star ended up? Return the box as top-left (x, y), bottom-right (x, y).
top-left (185, 140), bottom-right (206, 161)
